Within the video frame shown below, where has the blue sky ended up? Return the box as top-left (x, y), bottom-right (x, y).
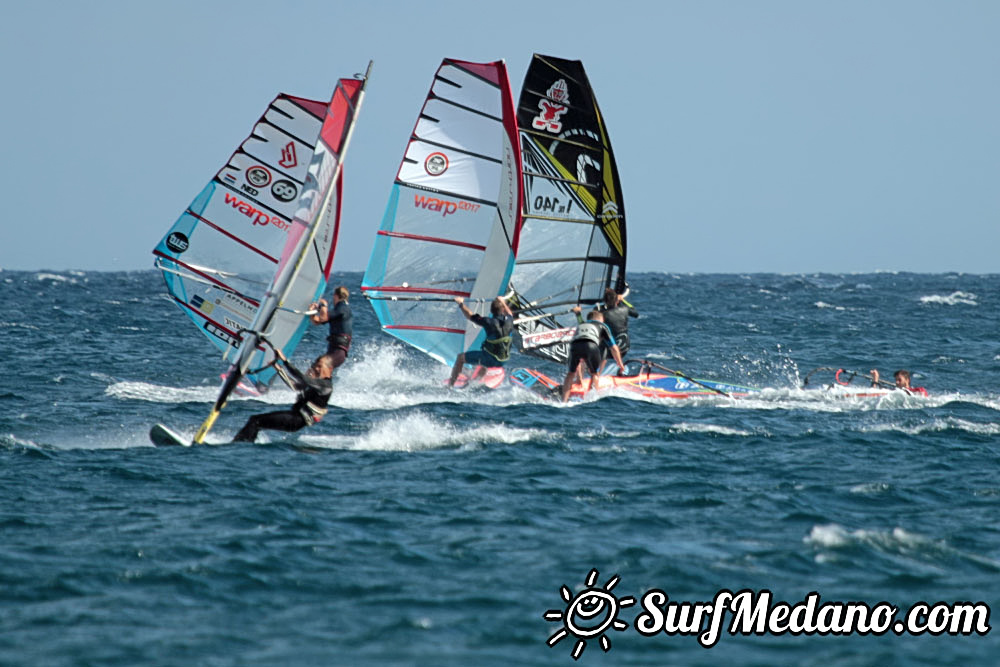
top-left (1, 0), bottom-right (997, 273)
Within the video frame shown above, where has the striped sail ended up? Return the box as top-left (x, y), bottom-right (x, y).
top-left (362, 59), bottom-right (523, 366)
top-left (508, 54), bottom-right (628, 364)
top-left (154, 69), bottom-right (369, 396)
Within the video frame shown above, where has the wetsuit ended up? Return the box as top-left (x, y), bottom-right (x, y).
top-left (324, 300), bottom-right (353, 369)
top-left (568, 320), bottom-right (617, 375)
top-left (464, 313), bottom-right (514, 367)
top-left (597, 302), bottom-right (638, 357)
top-left (232, 359), bottom-right (332, 442)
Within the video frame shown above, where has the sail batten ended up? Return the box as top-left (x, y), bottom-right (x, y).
top-left (363, 59), bottom-right (523, 366)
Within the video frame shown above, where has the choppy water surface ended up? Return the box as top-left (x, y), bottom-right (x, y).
top-left (1, 270), bottom-right (998, 665)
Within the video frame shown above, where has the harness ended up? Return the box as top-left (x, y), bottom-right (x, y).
top-left (572, 321), bottom-right (606, 346)
top-left (328, 333), bottom-right (352, 352)
top-left (481, 317), bottom-right (513, 362)
top-left (299, 401), bottom-right (329, 425)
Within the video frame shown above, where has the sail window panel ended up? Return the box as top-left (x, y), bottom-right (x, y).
top-left (580, 259), bottom-right (613, 303)
top-left (520, 144), bottom-right (595, 222)
top-left (433, 63), bottom-right (502, 118)
top-left (383, 300), bottom-right (468, 333)
top-left (240, 122), bottom-right (314, 185)
top-left (388, 184), bottom-right (497, 247)
top-left (516, 217), bottom-right (595, 262)
top-left (378, 320), bottom-right (467, 366)
top-left (268, 98), bottom-right (324, 144)
top-left (415, 99), bottom-right (502, 160)
top-left (585, 230), bottom-right (612, 263)
top-left (511, 259), bottom-right (590, 308)
top-left (193, 186), bottom-right (292, 260)
top-left (377, 236), bottom-right (482, 294)
top-left (179, 211), bottom-right (278, 281)
top-left (523, 183), bottom-right (595, 223)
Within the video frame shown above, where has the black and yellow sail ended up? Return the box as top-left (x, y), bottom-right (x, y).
top-left (508, 54), bottom-right (628, 363)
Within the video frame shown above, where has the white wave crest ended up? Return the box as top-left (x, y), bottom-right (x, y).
top-left (669, 422), bottom-right (755, 437)
top-left (814, 301), bottom-right (846, 310)
top-left (805, 524), bottom-right (928, 551)
top-left (805, 523), bottom-right (1000, 570)
top-left (919, 291), bottom-right (977, 306)
top-left (862, 418), bottom-right (1000, 436)
top-left (299, 412), bottom-right (552, 452)
top-left (106, 381), bottom-right (222, 404)
top-left (849, 482), bottom-right (891, 495)
top-left (578, 427), bottom-right (642, 439)
top-left (36, 272), bottom-right (75, 283)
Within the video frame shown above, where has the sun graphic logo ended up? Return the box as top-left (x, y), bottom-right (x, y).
top-left (543, 569), bottom-right (635, 660)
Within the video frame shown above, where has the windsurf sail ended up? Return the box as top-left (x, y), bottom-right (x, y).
top-left (508, 54), bottom-right (628, 364)
top-left (153, 63), bottom-right (372, 443)
top-left (361, 59), bottom-right (523, 366)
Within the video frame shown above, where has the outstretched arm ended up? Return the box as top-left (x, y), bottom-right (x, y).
top-left (273, 349), bottom-right (306, 390)
top-left (454, 296), bottom-right (474, 321)
top-left (610, 344), bottom-right (626, 373)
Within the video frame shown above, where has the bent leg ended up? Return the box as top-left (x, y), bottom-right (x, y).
top-left (232, 410), bottom-right (306, 443)
top-left (562, 360), bottom-right (584, 402)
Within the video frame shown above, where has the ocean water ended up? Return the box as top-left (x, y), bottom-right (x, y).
top-left (1, 270), bottom-right (998, 665)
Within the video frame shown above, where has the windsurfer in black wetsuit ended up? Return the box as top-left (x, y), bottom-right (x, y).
top-left (232, 350), bottom-right (333, 443)
top-left (310, 286), bottom-right (352, 372)
top-left (447, 296), bottom-right (514, 387)
top-left (596, 287), bottom-right (638, 358)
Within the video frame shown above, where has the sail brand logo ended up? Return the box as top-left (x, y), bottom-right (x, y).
top-left (204, 322), bottom-right (238, 347)
top-left (523, 326), bottom-right (574, 348)
top-left (279, 141), bottom-right (298, 169)
top-left (533, 79), bottom-right (570, 133)
top-left (424, 152), bottom-right (449, 176)
top-left (190, 294), bottom-right (214, 315)
top-left (166, 232), bottom-right (189, 253)
top-left (413, 194), bottom-right (480, 217)
top-left (601, 201), bottom-right (622, 220)
top-left (222, 293), bottom-right (257, 319)
top-left (223, 193), bottom-right (290, 231)
top-left (246, 166), bottom-right (272, 187)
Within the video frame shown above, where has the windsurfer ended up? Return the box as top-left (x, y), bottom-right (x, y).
top-left (232, 350), bottom-right (333, 443)
top-left (311, 286), bottom-right (352, 371)
top-left (597, 287), bottom-right (638, 357)
top-left (871, 369), bottom-right (928, 396)
top-left (562, 311), bottom-right (626, 402)
top-left (448, 296), bottom-right (514, 386)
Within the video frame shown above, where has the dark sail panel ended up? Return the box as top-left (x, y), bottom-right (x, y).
top-left (509, 54), bottom-right (628, 364)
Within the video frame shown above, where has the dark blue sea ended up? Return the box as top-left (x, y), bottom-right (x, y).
top-left (2, 270), bottom-right (998, 665)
